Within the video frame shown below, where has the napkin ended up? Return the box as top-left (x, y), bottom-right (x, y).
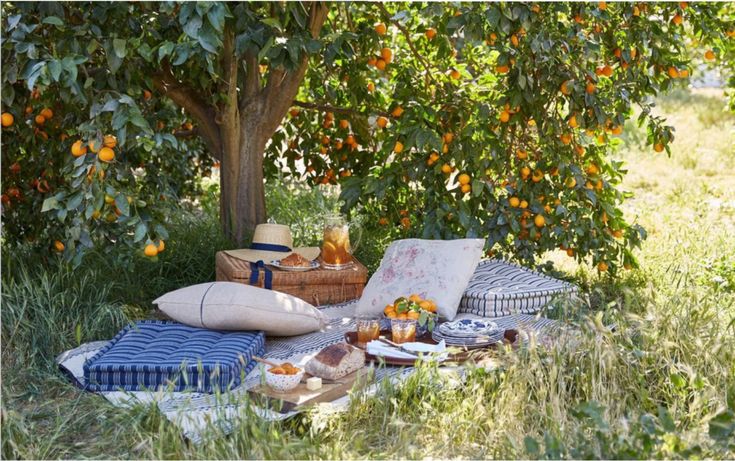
top-left (366, 340), bottom-right (448, 362)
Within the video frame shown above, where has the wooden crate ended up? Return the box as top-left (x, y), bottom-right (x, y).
top-left (215, 251), bottom-right (368, 306)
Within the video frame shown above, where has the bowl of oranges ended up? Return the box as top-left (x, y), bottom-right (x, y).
top-left (383, 294), bottom-right (439, 338)
top-left (265, 362), bottom-right (304, 392)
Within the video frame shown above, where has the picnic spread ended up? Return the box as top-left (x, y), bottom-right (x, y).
top-left (56, 218), bottom-right (581, 443)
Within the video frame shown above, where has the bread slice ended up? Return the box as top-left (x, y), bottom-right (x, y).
top-left (305, 343), bottom-right (365, 380)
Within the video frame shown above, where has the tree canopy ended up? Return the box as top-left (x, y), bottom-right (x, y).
top-left (2, 2), bottom-right (733, 271)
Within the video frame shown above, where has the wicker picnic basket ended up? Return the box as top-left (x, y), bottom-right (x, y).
top-left (215, 251), bottom-right (368, 306)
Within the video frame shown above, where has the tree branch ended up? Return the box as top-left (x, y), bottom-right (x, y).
top-left (242, 49), bottom-right (260, 102)
top-left (153, 63), bottom-right (223, 160)
top-left (376, 3), bottom-right (439, 87)
top-left (293, 100), bottom-right (390, 118)
top-left (255, 2), bottom-right (329, 134)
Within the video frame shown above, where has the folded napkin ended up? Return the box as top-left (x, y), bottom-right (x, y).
top-left (366, 340), bottom-right (448, 362)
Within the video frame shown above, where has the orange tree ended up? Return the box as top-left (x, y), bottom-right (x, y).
top-left (1, 2), bottom-right (733, 271)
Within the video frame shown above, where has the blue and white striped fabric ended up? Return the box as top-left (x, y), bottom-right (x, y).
top-left (459, 259), bottom-right (578, 318)
top-left (83, 321), bottom-right (265, 393)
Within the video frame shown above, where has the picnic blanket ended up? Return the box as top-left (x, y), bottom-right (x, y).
top-left (57, 300), bottom-right (561, 443)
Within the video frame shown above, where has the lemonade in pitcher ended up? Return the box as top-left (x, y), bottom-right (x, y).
top-left (321, 214), bottom-right (359, 270)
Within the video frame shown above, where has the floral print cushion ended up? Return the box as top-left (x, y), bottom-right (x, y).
top-left (356, 238), bottom-right (485, 320)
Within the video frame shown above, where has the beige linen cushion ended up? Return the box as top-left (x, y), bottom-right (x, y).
top-left (153, 282), bottom-right (327, 336)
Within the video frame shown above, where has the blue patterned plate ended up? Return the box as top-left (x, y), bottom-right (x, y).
top-left (438, 318), bottom-right (499, 338)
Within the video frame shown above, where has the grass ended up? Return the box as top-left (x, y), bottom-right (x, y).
top-left (2, 88), bottom-right (734, 459)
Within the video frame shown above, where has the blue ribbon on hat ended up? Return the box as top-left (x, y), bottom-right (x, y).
top-left (248, 242), bottom-right (291, 290)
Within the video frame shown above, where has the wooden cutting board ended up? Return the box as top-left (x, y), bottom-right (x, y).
top-left (248, 368), bottom-right (370, 413)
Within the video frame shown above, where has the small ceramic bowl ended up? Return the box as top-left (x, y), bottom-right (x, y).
top-left (265, 366), bottom-right (304, 393)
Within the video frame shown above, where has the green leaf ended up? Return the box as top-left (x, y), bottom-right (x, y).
top-left (133, 222), bottom-right (147, 242)
top-left (42, 16), bottom-right (65, 26)
top-left (115, 194), bottom-right (130, 216)
top-left (112, 38), bottom-right (127, 58)
top-left (41, 197), bottom-right (59, 212)
top-left (48, 59), bottom-right (61, 82)
top-left (158, 42), bottom-right (175, 62)
top-left (472, 179), bottom-right (484, 197)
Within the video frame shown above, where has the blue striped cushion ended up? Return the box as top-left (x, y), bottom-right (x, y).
top-left (83, 321), bottom-right (265, 393)
top-left (459, 260), bottom-right (578, 317)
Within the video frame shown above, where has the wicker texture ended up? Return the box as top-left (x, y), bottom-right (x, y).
top-left (215, 251), bottom-right (367, 306)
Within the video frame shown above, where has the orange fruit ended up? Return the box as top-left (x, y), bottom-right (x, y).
top-left (54, 240), bottom-right (65, 252)
top-left (376, 59), bottom-right (387, 71)
top-left (103, 135), bottom-right (118, 148)
top-left (654, 143), bottom-right (665, 153)
top-left (566, 248), bottom-right (575, 257)
top-left (378, 217), bottom-right (389, 226)
top-left (586, 82), bottom-right (596, 94)
top-left (633, 5), bottom-right (640, 16)
top-left (519, 199), bottom-right (529, 209)
top-left (391, 106), bottom-right (404, 117)
top-left (289, 108), bottom-right (300, 117)
top-left (460, 184), bottom-right (471, 194)
top-left (425, 28), bottom-right (437, 39)
top-left (71, 140), bottom-right (88, 157)
top-left (407, 311), bottom-right (420, 320)
top-left (679, 69), bottom-right (690, 78)
top-left (34, 114), bottom-right (46, 125)
top-left (339, 119), bottom-right (349, 130)
top-left (441, 163), bottom-right (453, 174)
top-left (393, 141), bottom-right (404, 153)
top-left (367, 56), bottom-right (377, 67)
top-left (143, 89), bottom-right (152, 100)
top-left (532, 169), bottom-right (544, 183)
top-left (560, 133), bottom-right (572, 145)
top-left (612, 229), bottom-right (623, 238)
top-left (509, 197), bottom-right (520, 208)
top-left (597, 261), bottom-right (608, 272)
top-left (40, 108), bottom-right (53, 119)
top-left (520, 166), bottom-right (531, 180)
top-left (144, 244), bottom-right (158, 257)
top-left (667, 66), bottom-right (679, 78)
top-left (499, 110), bottom-right (510, 123)
top-left (367, 82), bottom-right (375, 92)
top-left (568, 114), bottom-right (578, 128)
top-left (157, 240), bottom-right (165, 252)
top-left (586, 164), bottom-right (600, 175)
top-left (376, 116), bottom-right (389, 128)
top-left (346, 134), bottom-right (356, 145)
top-left (671, 14), bottom-right (682, 26)
top-left (602, 65), bottom-right (613, 77)
top-left (381, 47), bottom-right (393, 63)
top-left (449, 69), bottom-right (461, 80)
top-left (443, 132), bottom-right (454, 144)
top-left (534, 215), bottom-right (545, 228)
top-left (495, 65), bottom-right (510, 74)
top-left (457, 173), bottom-right (470, 185)
top-left (516, 149), bottom-right (528, 160)
top-left (565, 177), bottom-right (577, 188)
top-left (98, 147), bottom-right (115, 163)
top-left (704, 50), bottom-right (715, 61)
top-left (598, 1), bottom-right (607, 10)
top-left (374, 22), bottom-right (387, 35)
top-left (679, 1), bottom-right (688, 8)
top-left (1, 112), bottom-right (13, 127)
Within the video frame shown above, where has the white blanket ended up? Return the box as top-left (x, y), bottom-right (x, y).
top-left (56, 301), bottom-right (560, 443)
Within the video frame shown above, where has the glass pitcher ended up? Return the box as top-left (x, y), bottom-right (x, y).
top-left (321, 214), bottom-right (361, 270)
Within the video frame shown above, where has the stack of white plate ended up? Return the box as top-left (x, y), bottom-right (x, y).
top-left (431, 319), bottom-right (503, 348)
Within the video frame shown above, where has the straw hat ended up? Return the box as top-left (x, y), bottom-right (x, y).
top-left (225, 223), bottom-right (321, 263)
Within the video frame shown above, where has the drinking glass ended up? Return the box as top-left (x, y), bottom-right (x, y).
top-left (356, 315), bottom-right (381, 347)
top-left (391, 319), bottom-right (417, 344)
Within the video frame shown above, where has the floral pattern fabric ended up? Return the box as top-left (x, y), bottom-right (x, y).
top-left (356, 238), bottom-right (485, 320)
